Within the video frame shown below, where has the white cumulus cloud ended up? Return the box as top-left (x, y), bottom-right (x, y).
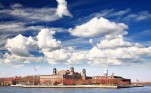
top-left (2, 53), bottom-right (43, 64)
top-left (97, 35), bottom-right (132, 49)
top-left (37, 29), bottom-right (61, 52)
top-left (43, 49), bottom-right (71, 62)
top-left (2, 24), bottom-right (151, 66)
top-left (56, 0), bottom-right (72, 18)
top-left (69, 17), bottom-right (128, 37)
top-left (65, 34), bottom-right (151, 66)
top-left (86, 45), bottom-right (151, 66)
top-left (5, 34), bottom-right (37, 57)
top-left (67, 51), bottom-right (87, 64)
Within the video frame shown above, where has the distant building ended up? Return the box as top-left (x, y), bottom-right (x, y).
top-left (10, 76), bottom-right (40, 85)
top-left (92, 73), bottom-right (131, 85)
top-left (40, 67), bottom-right (131, 85)
top-left (40, 67), bottom-right (91, 85)
top-left (0, 67), bottom-right (131, 86)
top-left (0, 77), bottom-right (14, 85)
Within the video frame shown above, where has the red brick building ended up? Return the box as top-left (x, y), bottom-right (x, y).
top-left (40, 67), bottom-right (90, 85)
top-left (40, 68), bottom-right (131, 85)
top-left (0, 77), bottom-right (14, 85)
top-left (0, 67), bottom-right (131, 86)
top-left (92, 74), bottom-right (131, 85)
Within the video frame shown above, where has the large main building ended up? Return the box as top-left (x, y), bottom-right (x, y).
top-left (0, 67), bottom-right (131, 86)
top-left (40, 67), bottom-right (91, 85)
top-left (40, 67), bottom-right (131, 85)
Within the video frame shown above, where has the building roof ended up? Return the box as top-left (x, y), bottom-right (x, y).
top-left (57, 70), bottom-right (81, 75)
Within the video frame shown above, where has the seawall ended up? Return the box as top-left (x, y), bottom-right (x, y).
top-left (10, 84), bottom-right (144, 88)
top-left (23, 85), bottom-right (118, 88)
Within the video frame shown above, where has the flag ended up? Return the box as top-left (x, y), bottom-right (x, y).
top-left (34, 66), bottom-right (37, 71)
top-left (136, 79), bottom-right (139, 82)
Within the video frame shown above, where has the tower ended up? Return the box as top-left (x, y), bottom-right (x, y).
top-left (70, 67), bottom-right (74, 75)
top-left (111, 73), bottom-right (114, 76)
top-left (82, 69), bottom-right (86, 80)
top-left (104, 69), bottom-right (108, 76)
top-left (53, 68), bottom-right (57, 75)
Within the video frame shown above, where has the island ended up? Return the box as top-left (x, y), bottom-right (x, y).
top-left (0, 67), bottom-right (144, 88)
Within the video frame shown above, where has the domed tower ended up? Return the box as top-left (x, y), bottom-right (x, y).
top-left (70, 67), bottom-right (74, 75)
top-left (53, 68), bottom-right (57, 75)
top-left (82, 69), bottom-right (86, 80)
top-left (104, 69), bottom-right (108, 76)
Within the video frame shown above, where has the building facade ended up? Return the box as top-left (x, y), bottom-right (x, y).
top-left (40, 67), bottom-right (90, 85)
top-left (0, 77), bottom-right (14, 85)
top-left (92, 74), bottom-right (131, 85)
top-left (40, 68), bottom-right (131, 85)
top-left (0, 67), bottom-right (131, 86)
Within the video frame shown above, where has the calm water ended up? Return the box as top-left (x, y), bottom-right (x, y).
top-left (0, 86), bottom-right (151, 93)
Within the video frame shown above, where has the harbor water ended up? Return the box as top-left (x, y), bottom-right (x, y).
top-left (0, 86), bottom-right (151, 93)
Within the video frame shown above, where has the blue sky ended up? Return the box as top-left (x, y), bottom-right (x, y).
top-left (0, 0), bottom-right (151, 82)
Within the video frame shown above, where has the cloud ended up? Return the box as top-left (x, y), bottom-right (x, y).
top-left (0, 34), bottom-right (11, 50)
top-left (124, 11), bottom-right (151, 21)
top-left (67, 51), bottom-right (87, 64)
top-left (76, 9), bottom-right (151, 24)
top-left (0, 22), bottom-right (26, 32)
top-left (0, 5), bottom-right (58, 22)
top-left (87, 9), bottom-right (151, 22)
top-left (76, 9), bottom-right (130, 24)
top-left (87, 9), bottom-right (130, 18)
top-left (69, 17), bottom-right (128, 37)
top-left (5, 34), bottom-right (37, 57)
top-left (65, 33), bottom-right (151, 66)
top-left (86, 46), bottom-right (151, 66)
top-left (37, 29), bottom-right (61, 52)
top-left (56, 0), bottom-right (72, 18)
top-left (97, 35), bottom-right (132, 49)
top-left (37, 29), bottom-right (72, 64)
top-left (43, 48), bottom-right (71, 64)
top-left (0, 22), bottom-right (66, 50)
top-left (10, 3), bottom-right (23, 9)
top-left (1, 28), bottom-right (151, 66)
top-left (2, 28), bottom-right (68, 64)
top-left (87, 47), bottom-right (122, 65)
top-left (2, 33), bottom-right (151, 66)
top-left (84, 32), bottom-right (151, 66)
top-left (0, 21), bottom-right (67, 33)
top-left (111, 9), bottom-right (130, 16)
top-left (68, 44), bottom-right (151, 66)
top-left (0, 3), bottom-right (68, 50)
top-left (2, 52), bottom-right (43, 64)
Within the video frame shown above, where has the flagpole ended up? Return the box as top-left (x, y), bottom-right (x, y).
top-left (33, 74), bottom-right (34, 86)
top-left (33, 66), bottom-right (36, 86)
top-left (33, 66), bottom-right (38, 86)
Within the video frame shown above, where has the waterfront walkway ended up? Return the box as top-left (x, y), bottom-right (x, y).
top-left (10, 84), bottom-right (144, 88)
top-left (23, 85), bottom-right (118, 88)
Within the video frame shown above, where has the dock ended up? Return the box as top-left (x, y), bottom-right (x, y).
top-left (10, 84), bottom-right (25, 87)
top-left (23, 85), bottom-right (118, 88)
top-left (9, 84), bottom-right (144, 88)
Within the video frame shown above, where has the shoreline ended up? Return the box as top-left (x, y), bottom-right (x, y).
top-left (10, 85), bottom-right (144, 88)
top-left (23, 85), bottom-right (118, 88)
